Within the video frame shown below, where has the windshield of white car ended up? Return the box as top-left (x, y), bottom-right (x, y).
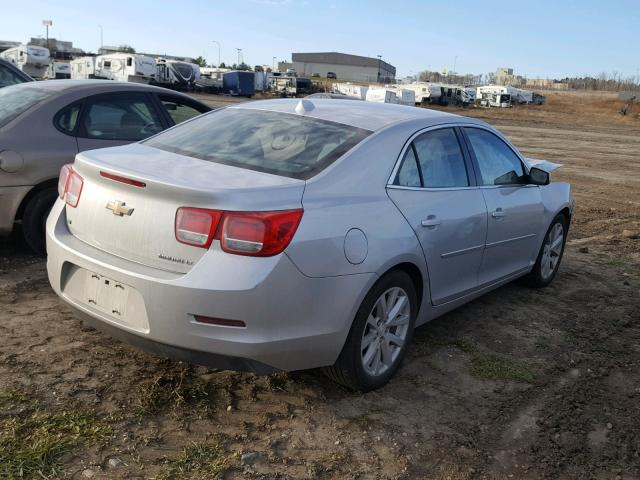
top-left (0, 84), bottom-right (52, 128)
top-left (144, 108), bottom-right (372, 180)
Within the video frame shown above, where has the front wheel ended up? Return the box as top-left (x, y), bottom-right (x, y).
top-left (522, 214), bottom-right (568, 288)
top-left (323, 270), bottom-right (417, 392)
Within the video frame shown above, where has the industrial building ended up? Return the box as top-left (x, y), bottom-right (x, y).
top-left (292, 52), bottom-right (396, 82)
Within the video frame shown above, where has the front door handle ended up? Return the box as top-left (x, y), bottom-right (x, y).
top-left (491, 208), bottom-right (506, 219)
top-left (421, 215), bottom-right (441, 228)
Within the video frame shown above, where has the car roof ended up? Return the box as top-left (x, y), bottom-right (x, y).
top-left (232, 98), bottom-right (479, 131)
top-left (11, 79), bottom-right (207, 100)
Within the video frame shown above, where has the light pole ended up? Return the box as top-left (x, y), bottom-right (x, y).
top-left (98, 24), bottom-right (103, 51)
top-left (377, 54), bottom-right (382, 83)
top-left (42, 20), bottom-right (52, 51)
top-left (453, 55), bottom-right (457, 74)
top-left (236, 48), bottom-right (242, 67)
top-left (212, 40), bottom-right (220, 67)
top-left (272, 56), bottom-right (276, 72)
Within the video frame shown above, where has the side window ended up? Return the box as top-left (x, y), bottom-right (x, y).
top-left (413, 128), bottom-right (469, 188)
top-left (80, 94), bottom-right (163, 141)
top-left (0, 64), bottom-right (25, 87)
top-left (54, 103), bottom-right (81, 135)
top-left (159, 96), bottom-right (207, 125)
top-left (465, 128), bottom-right (525, 185)
top-left (395, 146), bottom-right (421, 187)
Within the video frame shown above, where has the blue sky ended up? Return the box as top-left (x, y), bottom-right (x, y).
top-left (2, 0), bottom-right (638, 79)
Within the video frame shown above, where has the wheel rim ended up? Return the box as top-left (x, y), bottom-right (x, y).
top-left (540, 222), bottom-right (564, 280)
top-left (360, 287), bottom-right (411, 377)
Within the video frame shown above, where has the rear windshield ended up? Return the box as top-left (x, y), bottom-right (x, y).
top-left (0, 84), bottom-right (51, 128)
top-left (144, 108), bottom-right (371, 180)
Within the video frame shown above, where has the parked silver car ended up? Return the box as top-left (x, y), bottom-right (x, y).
top-left (0, 80), bottom-right (211, 252)
top-left (46, 99), bottom-right (573, 391)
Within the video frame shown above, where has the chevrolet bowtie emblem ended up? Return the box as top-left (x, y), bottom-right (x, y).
top-left (106, 200), bottom-right (134, 216)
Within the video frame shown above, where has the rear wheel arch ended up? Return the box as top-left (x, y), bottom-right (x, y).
top-left (15, 178), bottom-right (57, 221)
top-left (379, 262), bottom-right (425, 316)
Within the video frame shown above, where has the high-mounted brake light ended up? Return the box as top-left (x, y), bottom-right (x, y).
top-left (100, 171), bottom-right (146, 188)
top-left (57, 163), bottom-right (84, 208)
top-left (174, 208), bottom-right (303, 256)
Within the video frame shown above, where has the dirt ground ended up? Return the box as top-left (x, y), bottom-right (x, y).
top-left (1, 91), bottom-right (639, 479)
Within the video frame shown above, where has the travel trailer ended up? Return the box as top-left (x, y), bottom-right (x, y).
top-left (333, 83), bottom-right (369, 100)
top-left (365, 88), bottom-right (397, 104)
top-left (401, 83), bottom-right (442, 104)
top-left (270, 76), bottom-right (311, 97)
top-left (511, 87), bottom-right (534, 104)
top-left (477, 85), bottom-right (515, 107)
top-left (393, 88), bottom-right (416, 106)
top-left (45, 61), bottom-right (71, 79)
top-left (94, 53), bottom-right (156, 83)
top-left (154, 58), bottom-right (200, 90)
top-left (0, 44), bottom-right (50, 78)
top-left (70, 56), bottom-right (96, 80)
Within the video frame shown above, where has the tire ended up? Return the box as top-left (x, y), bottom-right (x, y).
top-left (22, 188), bottom-right (58, 255)
top-left (323, 270), bottom-right (418, 392)
top-left (522, 213), bottom-right (568, 288)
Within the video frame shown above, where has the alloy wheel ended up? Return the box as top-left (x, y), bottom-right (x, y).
top-left (541, 222), bottom-right (564, 280)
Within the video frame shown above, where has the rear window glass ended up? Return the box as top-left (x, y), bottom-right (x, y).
top-left (0, 84), bottom-right (51, 128)
top-left (144, 108), bottom-right (371, 180)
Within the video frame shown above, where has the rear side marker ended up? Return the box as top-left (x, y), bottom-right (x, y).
top-left (100, 171), bottom-right (146, 188)
top-left (193, 315), bottom-right (246, 328)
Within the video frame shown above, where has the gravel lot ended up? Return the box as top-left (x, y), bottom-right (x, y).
top-left (1, 91), bottom-right (639, 479)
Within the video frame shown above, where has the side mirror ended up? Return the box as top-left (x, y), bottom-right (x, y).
top-left (528, 166), bottom-right (549, 186)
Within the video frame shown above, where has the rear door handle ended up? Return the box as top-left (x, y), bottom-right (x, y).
top-left (421, 215), bottom-right (441, 228)
top-left (491, 208), bottom-right (505, 219)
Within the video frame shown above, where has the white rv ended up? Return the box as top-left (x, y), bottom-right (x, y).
top-left (155, 58), bottom-right (200, 89)
top-left (45, 61), bottom-right (71, 79)
top-left (511, 87), bottom-right (533, 104)
top-left (392, 88), bottom-right (416, 106)
top-left (365, 88), bottom-right (397, 104)
top-left (0, 44), bottom-right (51, 79)
top-left (401, 83), bottom-right (442, 104)
top-left (477, 85), bottom-right (514, 108)
top-left (70, 56), bottom-right (96, 80)
top-left (333, 83), bottom-right (368, 100)
top-left (94, 53), bottom-right (156, 83)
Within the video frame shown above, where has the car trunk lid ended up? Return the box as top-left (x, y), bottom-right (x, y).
top-left (65, 144), bottom-right (305, 273)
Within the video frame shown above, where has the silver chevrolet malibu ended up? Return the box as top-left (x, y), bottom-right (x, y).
top-left (46, 99), bottom-right (573, 391)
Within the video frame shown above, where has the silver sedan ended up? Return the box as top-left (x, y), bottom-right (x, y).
top-left (46, 99), bottom-right (573, 391)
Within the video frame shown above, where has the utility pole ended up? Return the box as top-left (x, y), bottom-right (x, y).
top-left (42, 20), bottom-right (52, 51)
top-left (212, 40), bottom-right (220, 67)
top-left (453, 55), bottom-right (457, 74)
top-left (236, 48), bottom-right (242, 67)
top-left (272, 56), bottom-right (276, 72)
top-left (377, 54), bottom-right (382, 83)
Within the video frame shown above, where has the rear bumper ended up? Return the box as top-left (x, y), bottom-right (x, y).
top-left (0, 185), bottom-right (32, 235)
top-left (46, 200), bottom-right (375, 372)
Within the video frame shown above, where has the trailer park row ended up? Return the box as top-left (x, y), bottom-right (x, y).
top-left (0, 43), bottom-right (544, 108)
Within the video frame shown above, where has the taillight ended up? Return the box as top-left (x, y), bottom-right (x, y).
top-left (57, 163), bottom-right (84, 208)
top-left (175, 207), bottom-right (222, 248)
top-left (218, 210), bottom-right (303, 257)
top-left (174, 208), bottom-right (303, 256)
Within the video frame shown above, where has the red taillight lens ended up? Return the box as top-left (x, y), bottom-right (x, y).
top-left (58, 164), bottom-right (72, 199)
top-left (57, 163), bottom-right (84, 208)
top-left (218, 209), bottom-right (303, 257)
top-left (175, 207), bottom-right (222, 248)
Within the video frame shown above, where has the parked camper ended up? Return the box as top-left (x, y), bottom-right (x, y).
top-left (451, 86), bottom-right (476, 106)
top-left (270, 76), bottom-right (310, 97)
top-left (365, 88), bottom-right (397, 103)
top-left (0, 44), bottom-right (51, 79)
top-left (45, 61), bottom-right (71, 80)
top-left (70, 56), bottom-right (96, 80)
top-left (154, 58), bottom-right (200, 90)
top-left (477, 85), bottom-right (514, 107)
top-left (333, 83), bottom-right (368, 100)
top-left (94, 53), bottom-right (156, 83)
top-left (394, 88), bottom-right (416, 106)
top-left (511, 88), bottom-right (533, 104)
top-left (401, 83), bottom-right (442, 104)
top-left (223, 70), bottom-right (255, 97)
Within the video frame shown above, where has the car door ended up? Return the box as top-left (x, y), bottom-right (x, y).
top-left (462, 126), bottom-right (544, 285)
top-left (386, 127), bottom-right (488, 305)
top-left (76, 92), bottom-right (166, 151)
top-left (156, 94), bottom-right (210, 126)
